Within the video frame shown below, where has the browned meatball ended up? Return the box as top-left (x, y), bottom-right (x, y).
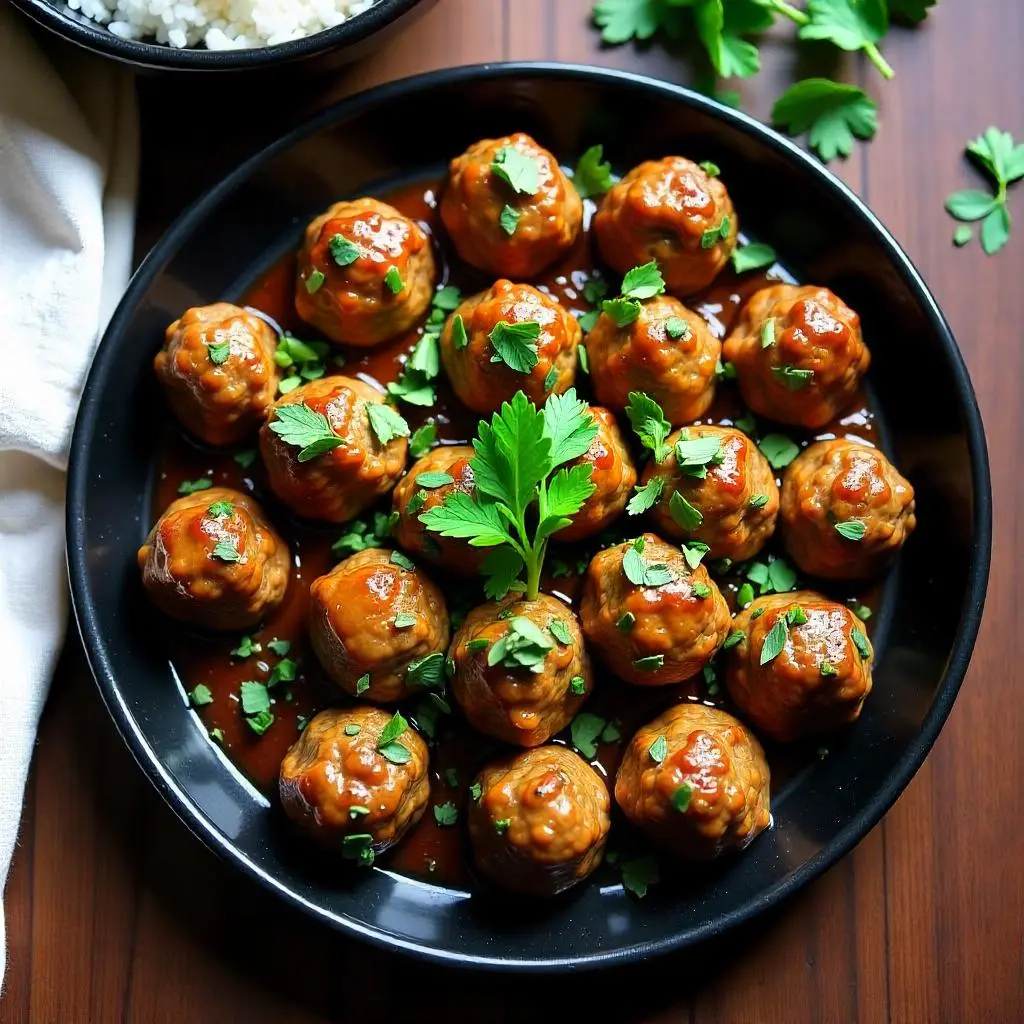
top-left (439, 280), bottom-right (579, 415)
top-left (593, 157), bottom-right (738, 296)
top-left (279, 707), bottom-right (429, 861)
top-left (294, 198), bottom-right (436, 348)
top-left (724, 591), bottom-right (874, 742)
top-left (580, 534), bottom-right (730, 686)
top-left (137, 487), bottom-right (289, 631)
top-left (449, 594), bottom-right (591, 747)
top-left (440, 133), bottom-right (583, 279)
top-left (615, 703), bottom-right (771, 860)
top-left (556, 406), bottom-right (637, 542)
top-left (468, 747), bottom-right (611, 896)
top-left (154, 303), bottom-right (278, 447)
top-left (642, 425), bottom-right (779, 561)
top-left (259, 376), bottom-right (407, 524)
top-left (309, 548), bottom-right (449, 703)
top-left (391, 445), bottom-right (486, 575)
top-left (781, 440), bottom-right (916, 580)
top-left (586, 294), bottom-right (720, 425)
top-left (723, 284), bottom-right (870, 429)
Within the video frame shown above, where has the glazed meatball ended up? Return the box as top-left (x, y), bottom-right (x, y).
top-left (309, 548), bottom-right (449, 703)
top-left (468, 747), bottom-right (611, 896)
top-left (556, 407), bottom-right (637, 542)
top-left (391, 445), bottom-right (486, 575)
top-left (580, 534), bottom-right (730, 686)
top-left (615, 703), bottom-right (771, 860)
top-left (723, 284), bottom-right (870, 429)
top-left (586, 294), bottom-right (720, 425)
top-left (449, 594), bottom-right (591, 747)
top-left (724, 591), bottom-right (874, 742)
top-left (137, 487), bottom-right (289, 631)
top-left (440, 133), bottom-right (583, 279)
top-left (781, 440), bottom-right (916, 580)
top-left (154, 303), bottom-right (278, 447)
top-left (294, 198), bottom-right (436, 348)
top-left (279, 706), bottom-right (429, 860)
top-left (259, 376), bottom-right (407, 523)
top-left (439, 280), bottom-right (579, 415)
top-left (642, 425), bottom-right (779, 561)
top-left (593, 157), bottom-right (738, 296)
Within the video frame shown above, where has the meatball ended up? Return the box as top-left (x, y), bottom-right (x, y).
top-left (615, 703), bottom-right (771, 860)
top-left (468, 747), bottom-right (610, 896)
top-left (723, 284), bottom-right (870, 429)
top-left (580, 534), bottom-right (730, 686)
top-left (439, 133), bottom-right (583, 279)
top-left (391, 445), bottom-right (486, 575)
top-left (154, 302), bottom-right (278, 447)
top-left (586, 294), bottom-right (720, 425)
top-left (641, 425), bottom-right (779, 561)
top-left (259, 376), bottom-right (407, 524)
top-left (279, 706), bottom-right (429, 860)
top-left (449, 594), bottom-right (591, 747)
top-left (781, 439), bottom-right (916, 580)
top-left (724, 591), bottom-right (874, 742)
top-left (294, 198), bottom-right (436, 348)
top-left (137, 486), bottom-right (289, 631)
top-left (309, 548), bottom-right (449, 703)
top-left (556, 406), bottom-right (637, 542)
top-left (439, 280), bottom-right (579, 415)
top-left (593, 157), bottom-right (738, 296)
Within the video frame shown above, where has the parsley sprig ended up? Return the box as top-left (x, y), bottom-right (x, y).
top-left (946, 127), bottom-right (1023, 255)
top-left (389, 286), bottom-right (461, 407)
top-left (420, 390), bottom-right (598, 600)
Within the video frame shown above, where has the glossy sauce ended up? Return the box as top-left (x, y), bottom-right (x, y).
top-left (154, 179), bottom-right (881, 888)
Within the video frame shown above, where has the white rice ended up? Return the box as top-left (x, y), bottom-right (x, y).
top-left (66, 0), bottom-right (377, 49)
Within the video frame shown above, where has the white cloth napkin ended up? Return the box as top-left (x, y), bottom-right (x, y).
top-left (0, 9), bottom-right (138, 984)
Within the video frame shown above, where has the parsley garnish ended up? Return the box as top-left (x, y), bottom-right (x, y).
top-left (627, 475), bottom-right (665, 515)
top-left (749, 494), bottom-right (770, 509)
top-left (189, 684), bottom-right (213, 707)
top-left (494, 818), bottom-right (511, 834)
top-left (732, 242), bottom-right (777, 273)
top-left (488, 616), bottom-right (555, 674)
top-left (208, 341), bottom-right (230, 365)
top-left (328, 234), bottom-right (360, 267)
top-left (230, 635), bottom-right (261, 658)
top-left (723, 629), bottom-right (744, 650)
top-left (571, 712), bottom-right (607, 759)
top-left (389, 288), bottom-right (461, 408)
top-left (268, 658), bottom-right (296, 688)
top-left (177, 477), bottom-right (212, 495)
top-left (737, 583), bottom-right (755, 608)
top-left (665, 316), bottom-right (691, 340)
top-left (852, 629), bottom-right (872, 659)
top-left (433, 803), bottom-right (459, 827)
top-left (377, 711), bottom-right (412, 764)
top-left (491, 146), bottom-right (539, 195)
top-left (692, 581), bottom-right (711, 598)
top-left (622, 537), bottom-right (674, 587)
top-left (616, 612), bottom-right (635, 633)
top-left (275, 333), bottom-right (330, 395)
top-left (393, 613), bottom-right (417, 629)
top-left (499, 204), bottom-right (520, 236)
top-left (211, 540), bottom-right (241, 563)
top-left (835, 518), bottom-right (866, 541)
top-left (701, 216), bottom-right (731, 249)
top-left (946, 127), bottom-right (1022, 255)
top-left (332, 510), bottom-right (397, 558)
top-left (269, 403), bottom-right (345, 462)
top-left (601, 297), bottom-right (641, 328)
top-left (758, 433), bottom-right (800, 468)
top-left (246, 709), bottom-right (274, 735)
top-left (407, 652), bottom-right (445, 690)
top-left (671, 784), bottom-right (692, 812)
top-left (451, 314), bottom-right (469, 350)
top-left (409, 422), bottom-right (437, 457)
top-left (759, 617), bottom-right (789, 665)
top-left (267, 638), bottom-right (291, 657)
top-left (416, 471), bottom-right (454, 489)
top-left (674, 434), bottom-right (723, 477)
top-left (820, 661), bottom-right (838, 677)
top-left (569, 675), bottom-right (587, 696)
top-left (699, 160), bottom-right (720, 177)
top-left (384, 266), bottom-right (404, 295)
top-left (355, 674), bottom-right (370, 695)
top-left (746, 555), bottom-right (797, 595)
top-left (573, 144), bottom-right (615, 198)
top-left (549, 619), bottom-right (572, 645)
top-left (367, 403), bottom-right (410, 446)
top-left (240, 680), bottom-right (270, 715)
top-left (621, 856), bottom-right (659, 899)
top-left (209, 727), bottom-right (225, 744)
top-left (681, 541), bottom-right (710, 569)
top-left (772, 79), bottom-right (879, 161)
top-left (233, 449), bottom-right (257, 469)
top-left (621, 261), bottom-right (666, 300)
top-left (669, 492), bottom-right (703, 531)
top-left (344, 723), bottom-right (361, 736)
top-left (543, 365), bottom-right (559, 392)
top-left (772, 365), bottom-right (814, 390)
top-left (648, 735), bottom-right (668, 762)
top-left (341, 833), bottom-right (375, 867)
top-left (489, 320), bottom-right (541, 374)
top-left (304, 269), bottom-right (324, 294)
top-left (421, 389), bottom-right (597, 599)
top-left (470, 782), bottom-right (483, 801)
top-left (625, 391), bottom-right (672, 462)
top-left (761, 318), bottom-right (776, 349)
top-left (207, 500), bottom-right (233, 519)
top-left (633, 654), bottom-right (665, 671)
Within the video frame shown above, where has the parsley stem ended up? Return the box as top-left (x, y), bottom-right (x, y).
top-left (765, 0), bottom-right (808, 26)
top-left (864, 43), bottom-right (894, 80)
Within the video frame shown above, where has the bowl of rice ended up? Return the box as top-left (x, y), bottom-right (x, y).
top-left (8, 0), bottom-right (432, 71)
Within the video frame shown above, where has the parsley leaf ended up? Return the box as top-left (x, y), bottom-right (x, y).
top-left (648, 735), bottom-right (668, 763)
top-left (207, 500), bottom-right (233, 519)
top-left (731, 242), bottom-right (777, 273)
top-left (834, 518), bottom-right (866, 541)
top-left (384, 266), bottom-right (404, 295)
top-left (377, 711), bottom-right (411, 764)
top-left (409, 422), bottom-right (437, 457)
top-left (948, 127), bottom-right (1022, 256)
top-left (772, 365), bottom-right (815, 390)
top-left (852, 629), bottom-right (872, 659)
top-left (669, 491), bottom-right (703, 531)
top-left (621, 261), bottom-right (666, 300)
top-left (211, 540), bottom-right (242, 563)
top-left (208, 341), bottom-right (230, 365)
top-left (621, 855), bottom-right (659, 898)
top-left (489, 320), bottom-right (541, 374)
top-left (623, 538), bottom-right (675, 587)
top-left (328, 234), bottom-right (360, 267)
top-left (499, 204), bottom-right (520, 236)
top-left (758, 433), bottom-right (800, 468)
top-left (433, 802), bottom-right (459, 827)
top-left (800, 0), bottom-right (893, 80)
top-left (571, 712), bottom-right (607, 759)
top-left (626, 392), bottom-right (672, 462)
top-left (488, 616), bottom-right (555, 674)
top-left (601, 297), bottom-right (642, 328)
top-left (233, 449), bottom-right (257, 469)
top-left (269, 403), bottom-right (345, 462)
top-left (366, 403), bottom-right (410, 446)
top-left (416, 471), bottom-right (454, 489)
top-left (573, 144), bottom-right (615, 198)
top-left (543, 388), bottom-right (600, 465)
top-left (627, 475), bottom-right (665, 515)
top-left (759, 617), bottom-right (789, 665)
top-left (772, 79), bottom-right (879, 162)
top-left (177, 477), bottom-right (212, 495)
top-left (189, 684), bottom-right (213, 707)
top-left (240, 680), bottom-right (270, 715)
top-left (491, 146), bottom-right (539, 195)
top-left (592, 0), bottom-right (663, 44)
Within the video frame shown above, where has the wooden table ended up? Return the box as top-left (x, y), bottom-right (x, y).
top-left (6, 0), bottom-right (1022, 1019)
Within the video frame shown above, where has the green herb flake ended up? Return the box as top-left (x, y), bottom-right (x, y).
top-left (621, 855), bottom-right (659, 899)
top-left (758, 433), bottom-right (800, 469)
top-left (853, 604), bottom-right (873, 621)
top-left (820, 661), bottom-right (838, 677)
top-left (265, 638), bottom-right (290, 657)
top-left (246, 709), bottom-right (274, 735)
top-left (239, 680), bottom-right (270, 715)
top-left (328, 234), bottom-right (360, 267)
top-left (760, 318), bottom-right (776, 349)
top-left (737, 582), bottom-right (755, 608)
top-left (732, 242), bottom-right (777, 274)
top-left (433, 802), bottom-right (459, 827)
top-left (621, 261), bottom-right (666, 300)
top-left (189, 684), bottom-right (214, 707)
top-left (491, 145), bottom-right (540, 196)
top-left (206, 501), bottom-right (233, 519)
top-left (549, 620), bottom-right (572, 645)
top-left (772, 79), bottom-right (879, 162)
top-left (681, 541), bottom-right (710, 570)
top-left (451, 313), bottom-right (469, 351)
top-left (494, 818), bottom-right (512, 834)
top-left (759, 617), bottom-right (789, 666)
top-left (409, 423), bottom-right (437, 458)
top-left (633, 654), bottom-right (665, 671)
top-left (344, 723), bottom-right (361, 736)
top-left (384, 265), bottom-right (404, 295)
top-left (269, 403), bottom-right (345, 462)
top-left (749, 494), bottom-right (770, 509)
top-left (699, 160), bottom-right (721, 177)
top-left (625, 391), bottom-right (673, 463)
top-left (569, 675), bottom-right (587, 696)
top-left (407, 652), bottom-right (446, 691)
top-left (669, 491), bottom-right (704, 531)
top-left (341, 833), bottom-right (375, 867)
top-left (268, 658), bottom-right (296, 688)
top-left (573, 144), bottom-right (615, 198)
top-left (466, 638), bottom-right (490, 654)
top-left (571, 712), bottom-right (607, 759)
top-left (393, 613), bottom-right (417, 629)
top-left (489, 320), bottom-right (541, 374)
top-left (772, 364), bottom-right (815, 390)
top-left (177, 477), bottom-right (212, 495)
top-left (355, 674), bottom-right (370, 695)
top-left (366, 403), bottom-right (410, 446)
top-left (852, 629), bottom-right (872, 660)
top-left (233, 449), bottom-right (257, 469)
top-left (835, 519), bottom-right (867, 541)
top-left (470, 782), bottom-right (483, 802)
top-left (787, 605), bottom-right (808, 626)
top-left (602, 297), bottom-right (642, 328)
top-left (211, 540), bottom-right (242, 563)
top-left (648, 735), bottom-right (668, 763)
top-left (723, 629), bottom-right (745, 650)
top-left (626, 476), bottom-right (665, 515)
top-left (390, 550), bottom-right (416, 571)
top-left (692, 581), bottom-right (711, 598)
top-left (665, 316), bottom-right (691, 340)
top-left (701, 216), bottom-right (730, 249)
top-left (671, 783), bottom-right (693, 812)
top-left (304, 269), bottom-right (325, 294)
top-left (616, 612), bottom-right (636, 633)
top-left (209, 727), bottom-right (225, 745)
top-left (208, 341), bottom-right (231, 365)
top-left (499, 204), bottom-right (520, 236)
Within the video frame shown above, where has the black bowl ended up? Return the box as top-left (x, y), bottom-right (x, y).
top-left (67, 63), bottom-right (991, 970)
top-left (8, 0), bottom-right (431, 73)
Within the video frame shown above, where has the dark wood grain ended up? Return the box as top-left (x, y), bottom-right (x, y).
top-left (5, 0), bottom-right (1022, 1019)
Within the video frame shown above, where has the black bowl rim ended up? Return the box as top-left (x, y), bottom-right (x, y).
top-left (9, 0), bottom-right (424, 70)
top-left (67, 61), bottom-right (993, 971)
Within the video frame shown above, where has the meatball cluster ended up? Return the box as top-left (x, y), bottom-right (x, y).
top-left (295, 197), bottom-right (436, 348)
top-left (469, 746), bottom-right (610, 896)
top-left (259, 376), bottom-right (408, 523)
top-left (440, 280), bottom-right (580, 414)
top-left (138, 487), bottom-right (289, 631)
top-left (594, 157), bottom-right (738, 296)
top-left (155, 303), bottom-right (278, 447)
top-left (440, 133), bottom-right (582, 279)
top-left (615, 703), bottom-right (771, 860)
top-left (723, 284), bottom-right (870, 428)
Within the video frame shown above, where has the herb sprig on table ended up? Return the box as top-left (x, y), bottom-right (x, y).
top-left (420, 389), bottom-right (598, 600)
top-left (590, 0), bottom-right (940, 161)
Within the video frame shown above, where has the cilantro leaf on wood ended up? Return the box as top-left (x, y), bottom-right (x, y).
top-left (948, 127), bottom-right (1021, 256)
top-left (573, 144), bottom-right (615, 198)
top-left (592, 0), bottom-right (663, 44)
top-left (695, 0), bottom-right (761, 80)
top-left (772, 79), bottom-right (879, 162)
top-left (800, 0), bottom-right (893, 79)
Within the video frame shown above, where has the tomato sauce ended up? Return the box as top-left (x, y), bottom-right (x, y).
top-left (153, 179), bottom-right (882, 887)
